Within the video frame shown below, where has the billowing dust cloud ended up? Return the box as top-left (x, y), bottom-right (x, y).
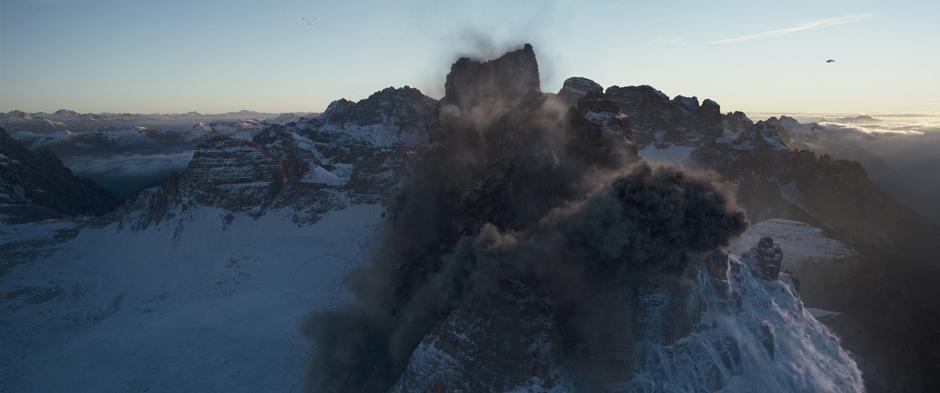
top-left (302, 44), bottom-right (747, 392)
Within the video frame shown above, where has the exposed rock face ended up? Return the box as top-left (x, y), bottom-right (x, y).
top-left (0, 127), bottom-right (118, 223)
top-left (441, 43), bottom-right (541, 128)
top-left (605, 85), bottom-right (722, 147)
top-left (575, 90), bottom-right (635, 147)
top-left (728, 120), bottom-right (790, 151)
top-left (317, 86), bottom-right (438, 146)
top-left (558, 76), bottom-right (603, 105)
top-left (723, 111), bottom-right (753, 137)
top-left (418, 46), bottom-right (633, 234)
top-left (390, 280), bottom-right (568, 393)
top-left (750, 236), bottom-right (784, 279)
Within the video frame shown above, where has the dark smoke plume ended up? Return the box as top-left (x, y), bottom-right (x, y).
top-left (302, 44), bottom-right (747, 392)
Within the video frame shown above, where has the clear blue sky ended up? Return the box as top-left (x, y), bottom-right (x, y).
top-left (1, 0), bottom-right (938, 114)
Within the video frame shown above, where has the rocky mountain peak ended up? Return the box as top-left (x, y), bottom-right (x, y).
top-left (723, 110), bottom-right (754, 136)
top-left (671, 95), bottom-right (700, 112)
top-left (313, 86), bottom-right (438, 147)
top-left (734, 120), bottom-right (790, 150)
top-left (53, 109), bottom-right (80, 117)
top-left (442, 43), bottom-right (540, 116)
top-left (321, 99), bottom-right (355, 119)
top-left (604, 85), bottom-right (724, 147)
top-left (557, 76), bottom-right (603, 105)
top-left (701, 98), bottom-right (721, 116)
top-left (606, 84), bottom-right (671, 106)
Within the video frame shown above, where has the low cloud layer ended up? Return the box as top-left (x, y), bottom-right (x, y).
top-left (64, 151), bottom-right (194, 178)
top-left (63, 151), bottom-right (194, 199)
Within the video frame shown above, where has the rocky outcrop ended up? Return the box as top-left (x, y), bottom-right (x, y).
top-left (750, 236), bottom-right (784, 279)
top-left (557, 76), bottom-right (603, 105)
top-left (605, 85), bottom-right (722, 148)
top-left (721, 111), bottom-right (753, 140)
top-left (391, 280), bottom-right (568, 392)
top-left (576, 90), bottom-right (633, 139)
top-left (441, 43), bottom-right (540, 128)
top-left (0, 127), bottom-right (118, 223)
top-left (316, 86), bottom-right (438, 146)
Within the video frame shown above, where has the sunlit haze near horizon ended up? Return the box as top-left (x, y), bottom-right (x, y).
top-left (1, 0), bottom-right (938, 115)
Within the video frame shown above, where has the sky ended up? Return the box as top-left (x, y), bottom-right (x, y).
top-left (1, 0), bottom-right (938, 115)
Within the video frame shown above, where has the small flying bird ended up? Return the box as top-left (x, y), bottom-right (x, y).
top-left (826, 59), bottom-right (836, 63)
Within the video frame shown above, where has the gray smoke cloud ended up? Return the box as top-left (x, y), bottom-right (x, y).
top-left (302, 45), bottom-right (747, 393)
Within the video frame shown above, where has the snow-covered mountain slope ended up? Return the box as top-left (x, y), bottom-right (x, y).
top-left (623, 249), bottom-right (862, 393)
top-left (393, 244), bottom-right (864, 393)
top-left (1, 86), bottom-right (439, 393)
top-left (0, 205), bottom-right (382, 393)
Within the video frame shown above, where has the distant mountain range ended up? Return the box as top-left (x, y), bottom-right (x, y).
top-left (0, 109), bottom-right (317, 133)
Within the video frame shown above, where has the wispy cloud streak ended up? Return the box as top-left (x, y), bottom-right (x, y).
top-left (707, 14), bottom-right (872, 45)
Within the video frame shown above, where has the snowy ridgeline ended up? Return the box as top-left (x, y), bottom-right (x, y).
top-left (624, 253), bottom-right (863, 393)
top-left (395, 249), bottom-right (864, 393)
top-left (0, 205), bottom-right (383, 393)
